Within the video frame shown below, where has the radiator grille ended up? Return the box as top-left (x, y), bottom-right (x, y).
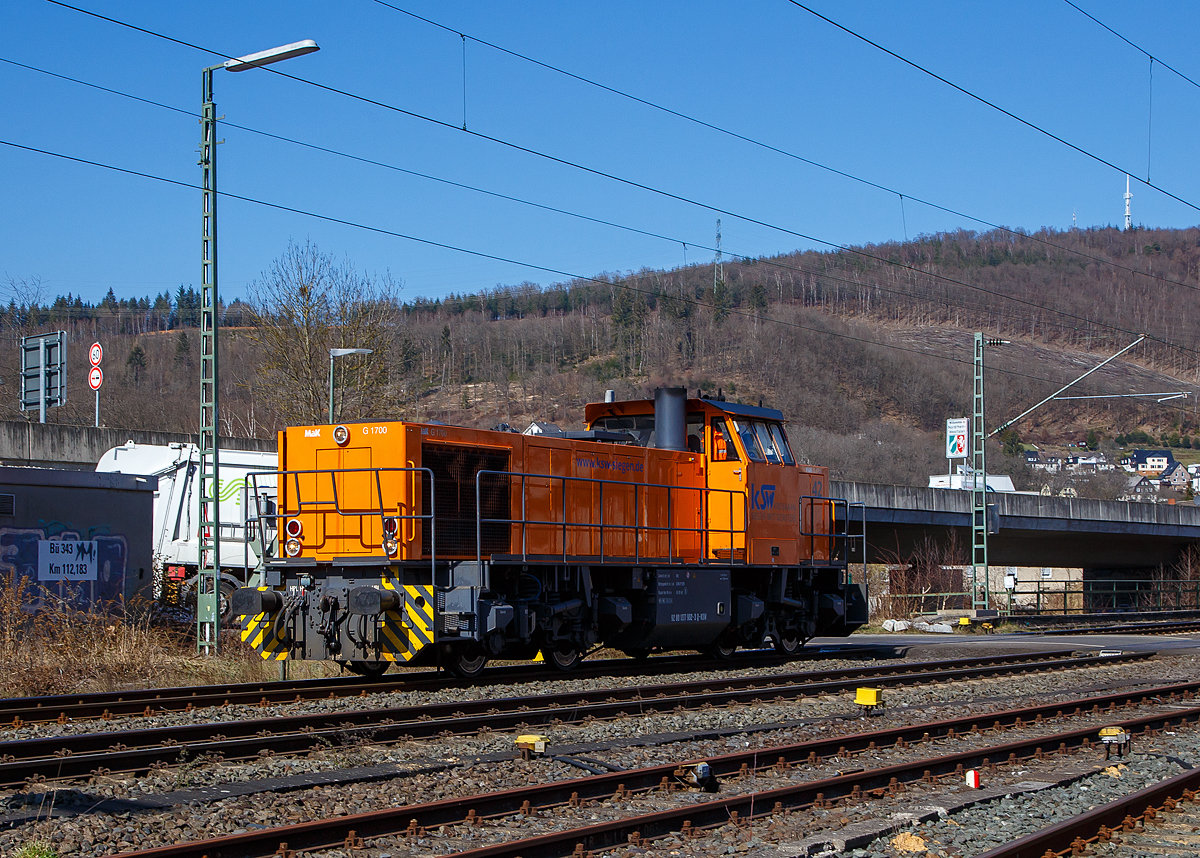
top-left (0, 494), bottom-right (13, 516)
top-left (421, 443), bottom-right (510, 557)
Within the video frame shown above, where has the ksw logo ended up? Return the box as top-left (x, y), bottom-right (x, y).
top-left (750, 483), bottom-right (776, 511)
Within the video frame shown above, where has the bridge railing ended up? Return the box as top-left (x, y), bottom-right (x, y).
top-left (884, 577), bottom-right (1200, 617)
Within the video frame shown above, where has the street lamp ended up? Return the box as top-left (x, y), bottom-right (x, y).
top-left (329, 348), bottom-right (373, 423)
top-left (196, 39), bottom-right (320, 655)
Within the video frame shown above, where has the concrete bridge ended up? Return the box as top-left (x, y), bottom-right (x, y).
top-left (0, 420), bottom-right (275, 470)
top-left (834, 481), bottom-right (1200, 571)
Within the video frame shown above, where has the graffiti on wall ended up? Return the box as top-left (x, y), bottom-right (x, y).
top-left (0, 523), bottom-right (128, 611)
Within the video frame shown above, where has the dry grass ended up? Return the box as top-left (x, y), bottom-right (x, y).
top-left (0, 577), bottom-right (338, 697)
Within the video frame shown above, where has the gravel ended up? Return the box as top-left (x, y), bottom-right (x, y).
top-left (0, 645), bottom-right (1197, 858)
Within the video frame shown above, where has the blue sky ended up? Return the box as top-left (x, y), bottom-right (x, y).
top-left (3, 1), bottom-right (1198, 305)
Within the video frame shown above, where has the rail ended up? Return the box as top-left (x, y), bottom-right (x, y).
top-left (976, 761), bottom-right (1200, 858)
top-left (475, 468), bottom-right (745, 566)
top-left (248, 467), bottom-right (436, 572)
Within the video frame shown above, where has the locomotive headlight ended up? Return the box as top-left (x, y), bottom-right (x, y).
top-left (285, 537), bottom-right (303, 557)
top-left (383, 517), bottom-right (399, 537)
top-left (285, 518), bottom-right (303, 539)
top-left (333, 425), bottom-right (350, 446)
top-left (383, 537), bottom-right (399, 556)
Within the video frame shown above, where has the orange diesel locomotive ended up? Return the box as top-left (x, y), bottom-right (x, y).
top-left (233, 388), bottom-right (867, 676)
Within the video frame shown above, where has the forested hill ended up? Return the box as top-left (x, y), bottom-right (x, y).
top-left (3, 226), bottom-right (1199, 488)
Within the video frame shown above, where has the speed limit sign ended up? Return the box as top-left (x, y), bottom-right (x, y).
top-left (88, 366), bottom-right (103, 391)
top-left (89, 342), bottom-right (103, 366)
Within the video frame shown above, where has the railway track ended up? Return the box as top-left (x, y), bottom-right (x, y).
top-left (0, 646), bottom-right (881, 726)
top-left (98, 679), bottom-right (1200, 858)
top-left (1032, 619), bottom-right (1200, 637)
top-left (977, 764), bottom-right (1200, 858)
top-left (0, 650), bottom-right (1138, 787)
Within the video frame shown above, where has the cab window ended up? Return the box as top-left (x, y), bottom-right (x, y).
top-left (769, 423), bottom-right (796, 465)
top-left (731, 419), bottom-right (765, 463)
top-left (711, 418), bottom-right (738, 462)
top-left (752, 422), bottom-right (782, 464)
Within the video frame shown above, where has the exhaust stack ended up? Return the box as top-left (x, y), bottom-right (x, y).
top-left (653, 387), bottom-right (687, 451)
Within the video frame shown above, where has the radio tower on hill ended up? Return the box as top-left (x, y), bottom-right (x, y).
top-left (1124, 174), bottom-right (1133, 230)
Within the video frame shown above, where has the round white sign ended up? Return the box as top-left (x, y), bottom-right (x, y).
top-left (88, 366), bottom-right (103, 391)
top-left (89, 342), bottom-right (103, 366)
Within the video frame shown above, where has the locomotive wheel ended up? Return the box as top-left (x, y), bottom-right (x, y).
top-left (704, 641), bottom-right (737, 659)
top-left (347, 660), bottom-right (391, 679)
top-left (545, 647), bottom-right (582, 671)
top-left (773, 634), bottom-right (802, 657)
top-left (446, 646), bottom-right (489, 679)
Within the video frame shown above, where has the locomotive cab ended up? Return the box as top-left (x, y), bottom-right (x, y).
top-left (585, 393), bottom-right (832, 566)
top-left (234, 388), bottom-right (866, 677)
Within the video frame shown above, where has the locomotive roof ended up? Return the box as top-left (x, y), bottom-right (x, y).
top-left (702, 398), bottom-right (786, 421)
top-left (585, 397), bottom-right (785, 423)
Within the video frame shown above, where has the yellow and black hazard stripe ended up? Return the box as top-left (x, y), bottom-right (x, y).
top-left (378, 578), bottom-right (434, 662)
top-left (241, 587), bottom-right (288, 661)
top-left (239, 579), bottom-right (435, 663)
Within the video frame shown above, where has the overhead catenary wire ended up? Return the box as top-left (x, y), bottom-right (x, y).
top-left (0, 57), bottom-right (1138, 336)
top-left (11, 135), bottom-right (1200, 424)
top-left (784, 0), bottom-right (1200, 217)
top-left (15, 8), bottom-right (1189, 361)
top-left (0, 56), bottom-right (1098, 339)
top-left (1062, 0), bottom-right (1200, 93)
top-left (365, 1), bottom-right (1200, 304)
top-left (21, 2), bottom-right (1200, 411)
top-left (0, 136), bottom-right (1125, 391)
top-left (0, 76), bottom-right (1130, 351)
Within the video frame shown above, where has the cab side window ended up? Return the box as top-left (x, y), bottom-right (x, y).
top-left (687, 413), bottom-right (705, 454)
top-left (711, 418), bottom-right (738, 462)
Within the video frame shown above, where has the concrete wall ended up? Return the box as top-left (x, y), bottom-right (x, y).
top-left (0, 420), bottom-right (276, 470)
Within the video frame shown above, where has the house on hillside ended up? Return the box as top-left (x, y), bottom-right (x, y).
top-left (1072, 453), bottom-right (1110, 472)
top-left (1120, 475), bottom-right (1156, 500)
top-left (1161, 462), bottom-right (1191, 490)
top-left (1123, 449), bottom-right (1175, 477)
top-left (1027, 452), bottom-right (1063, 473)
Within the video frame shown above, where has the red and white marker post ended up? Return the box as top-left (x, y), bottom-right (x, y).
top-left (88, 342), bottom-right (103, 427)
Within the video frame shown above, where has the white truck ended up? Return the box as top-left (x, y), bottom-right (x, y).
top-left (96, 442), bottom-right (277, 619)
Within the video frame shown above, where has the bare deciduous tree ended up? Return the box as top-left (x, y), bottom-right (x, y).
top-left (247, 241), bottom-right (401, 426)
